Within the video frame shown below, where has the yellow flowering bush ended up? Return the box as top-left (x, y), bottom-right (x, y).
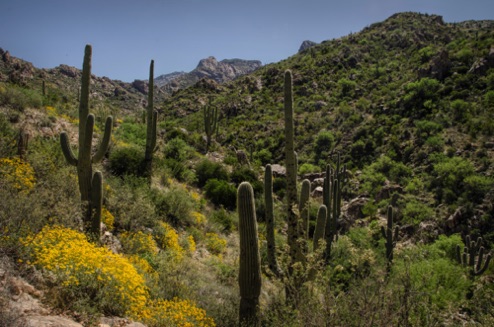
top-left (21, 225), bottom-right (216, 325)
top-left (143, 298), bottom-right (215, 327)
top-left (186, 235), bottom-right (196, 254)
top-left (0, 157), bottom-right (36, 192)
top-left (119, 231), bottom-right (159, 256)
top-left (101, 207), bottom-right (115, 231)
top-left (155, 222), bottom-right (185, 261)
top-left (21, 225), bottom-right (149, 318)
top-left (191, 211), bottom-right (207, 226)
top-left (205, 232), bottom-right (227, 256)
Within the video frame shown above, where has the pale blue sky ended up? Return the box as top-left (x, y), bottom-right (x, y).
top-left (1, 0), bottom-right (493, 82)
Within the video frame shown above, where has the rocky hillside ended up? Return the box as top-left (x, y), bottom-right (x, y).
top-left (156, 56), bottom-right (262, 94)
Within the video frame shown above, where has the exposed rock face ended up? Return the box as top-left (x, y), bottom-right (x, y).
top-left (298, 40), bottom-right (318, 53)
top-left (155, 56), bottom-right (262, 94)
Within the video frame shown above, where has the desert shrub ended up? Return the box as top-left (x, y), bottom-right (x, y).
top-left (153, 221), bottom-right (185, 262)
top-left (21, 225), bottom-right (149, 318)
top-left (209, 208), bottom-right (235, 233)
top-left (313, 130), bottom-right (335, 163)
top-left (360, 155), bottom-right (411, 197)
top-left (195, 159), bottom-right (228, 187)
top-left (143, 298), bottom-right (215, 327)
top-left (119, 230), bottom-right (159, 256)
top-left (0, 157), bottom-right (36, 193)
top-left (254, 148), bottom-right (272, 166)
top-left (106, 176), bottom-right (156, 230)
top-left (204, 232), bottom-right (227, 256)
top-left (431, 156), bottom-right (475, 203)
top-left (152, 183), bottom-right (196, 226)
top-left (204, 179), bottom-right (237, 210)
top-left (114, 121), bottom-right (147, 146)
top-left (400, 197), bottom-right (435, 225)
top-left (402, 78), bottom-right (441, 117)
top-left (109, 144), bottom-right (146, 177)
top-left (0, 84), bottom-right (42, 111)
top-left (463, 174), bottom-right (494, 202)
top-left (229, 166), bottom-right (262, 195)
top-left (299, 162), bottom-right (321, 176)
top-left (394, 243), bottom-right (471, 310)
top-left (0, 113), bottom-right (16, 157)
top-left (163, 138), bottom-right (196, 182)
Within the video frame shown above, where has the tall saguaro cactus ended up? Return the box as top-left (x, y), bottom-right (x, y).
top-left (456, 235), bottom-right (492, 276)
top-left (238, 182), bottom-right (262, 327)
top-left (284, 70), bottom-right (304, 266)
top-left (60, 44), bottom-right (113, 238)
top-left (144, 60), bottom-right (158, 180)
top-left (381, 206), bottom-right (399, 271)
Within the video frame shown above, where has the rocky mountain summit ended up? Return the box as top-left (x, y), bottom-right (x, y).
top-left (156, 56), bottom-right (262, 94)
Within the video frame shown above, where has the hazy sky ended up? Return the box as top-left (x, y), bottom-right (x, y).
top-left (1, 0), bottom-right (493, 82)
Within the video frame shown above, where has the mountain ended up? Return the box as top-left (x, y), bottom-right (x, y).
top-left (155, 56), bottom-right (262, 94)
top-left (161, 12), bottom-right (494, 238)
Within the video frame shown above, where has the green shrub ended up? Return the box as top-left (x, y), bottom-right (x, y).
top-left (151, 184), bottom-right (196, 226)
top-left (229, 166), bottom-right (262, 195)
top-left (254, 148), bottom-right (272, 166)
top-left (195, 159), bottom-right (228, 187)
top-left (109, 145), bottom-right (146, 177)
top-left (431, 156), bottom-right (475, 203)
top-left (204, 179), bottom-right (236, 210)
top-left (114, 121), bottom-right (147, 147)
top-left (0, 84), bottom-right (42, 111)
top-left (209, 208), bottom-right (235, 233)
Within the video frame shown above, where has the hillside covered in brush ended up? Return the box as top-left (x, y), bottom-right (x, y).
top-left (1, 11), bottom-right (494, 327)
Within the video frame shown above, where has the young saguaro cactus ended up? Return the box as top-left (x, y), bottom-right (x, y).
top-left (60, 44), bottom-right (113, 239)
top-left (381, 206), bottom-right (399, 271)
top-left (265, 164), bottom-right (282, 277)
top-left (144, 59), bottom-right (158, 180)
top-left (456, 235), bottom-right (492, 276)
top-left (204, 101), bottom-right (218, 152)
top-left (238, 182), bottom-right (262, 327)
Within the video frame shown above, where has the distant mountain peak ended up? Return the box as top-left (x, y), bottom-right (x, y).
top-left (155, 56), bottom-right (262, 93)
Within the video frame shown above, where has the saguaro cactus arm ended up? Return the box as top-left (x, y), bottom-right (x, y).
top-left (92, 116), bottom-right (113, 163)
top-left (60, 132), bottom-right (78, 166)
top-left (238, 182), bottom-right (261, 327)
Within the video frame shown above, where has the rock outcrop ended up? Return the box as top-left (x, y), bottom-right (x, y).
top-left (155, 56), bottom-right (262, 94)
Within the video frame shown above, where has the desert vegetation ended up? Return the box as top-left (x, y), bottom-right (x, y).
top-left (1, 12), bottom-right (494, 327)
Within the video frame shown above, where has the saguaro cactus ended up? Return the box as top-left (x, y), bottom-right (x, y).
top-left (204, 101), bottom-right (218, 152)
top-left (60, 44), bottom-right (113, 239)
top-left (265, 164), bottom-right (282, 277)
top-left (238, 182), bottom-right (262, 327)
top-left (284, 70), bottom-right (303, 266)
top-left (381, 206), bottom-right (399, 271)
top-left (144, 60), bottom-right (158, 180)
top-left (456, 235), bottom-right (492, 276)
top-left (313, 205), bottom-right (327, 251)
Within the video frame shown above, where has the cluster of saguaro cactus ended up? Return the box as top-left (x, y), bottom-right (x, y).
top-left (237, 182), bottom-right (262, 326)
top-left (144, 60), bottom-right (158, 180)
top-left (60, 44), bottom-right (113, 239)
top-left (456, 235), bottom-right (492, 276)
top-left (203, 101), bottom-right (218, 152)
top-left (381, 206), bottom-right (399, 272)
